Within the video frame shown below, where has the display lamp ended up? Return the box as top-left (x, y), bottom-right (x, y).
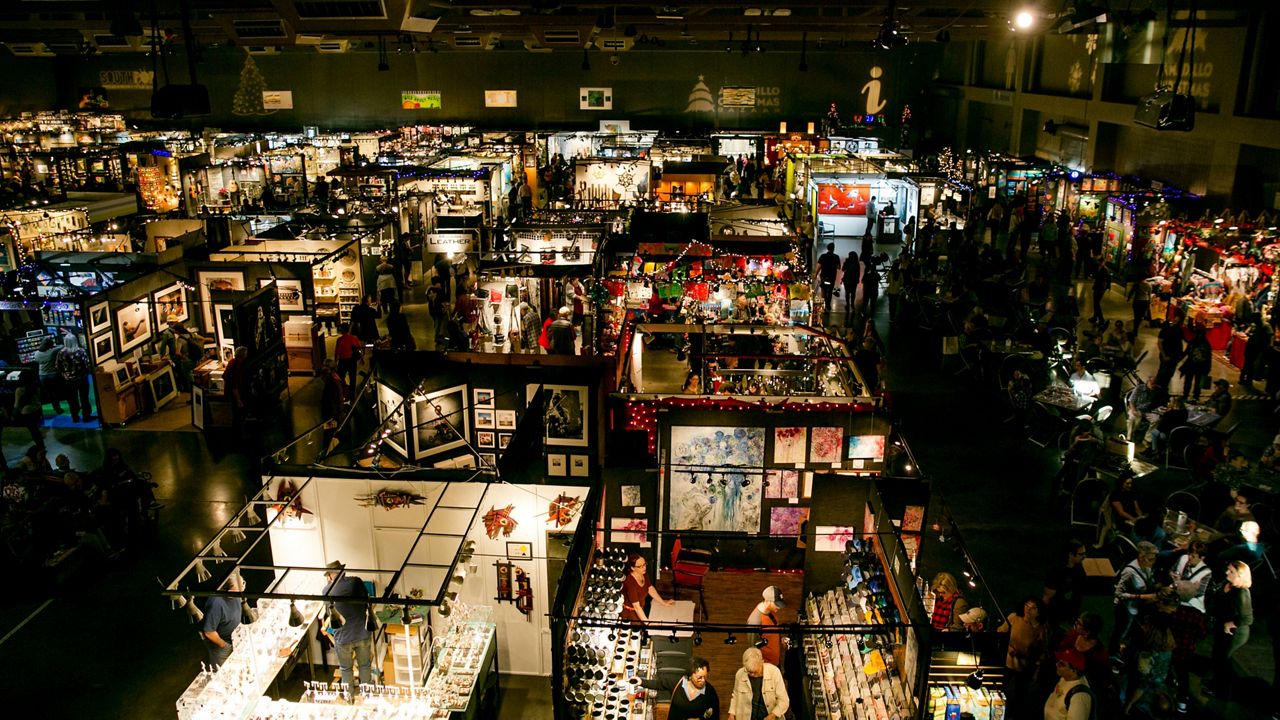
top-left (1013, 10), bottom-right (1035, 30)
top-left (185, 597), bottom-right (204, 624)
top-left (693, 632), bottom-right (703, 646)
top-left (753, 637), bottom-right (767, 649)
top-left (289, 600), bottom-right (304, 627)
top-left (966, 670), bottom-right (985, 690)
top-left (724, 633), bottom-right (737, 645)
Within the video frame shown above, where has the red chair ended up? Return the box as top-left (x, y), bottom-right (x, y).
top-left (670, 537), bottom-right (711, 619)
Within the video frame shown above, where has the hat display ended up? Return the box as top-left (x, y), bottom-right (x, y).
top-left (1055, 648), bottom-right (1087, 673)
top-left (762, 586), bottom-right (786, 608)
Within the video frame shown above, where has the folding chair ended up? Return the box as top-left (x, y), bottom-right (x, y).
top-left (1165, 425), bottom-right (1200, 470)
top-left (1163, 490), bottom-right (1201, 523)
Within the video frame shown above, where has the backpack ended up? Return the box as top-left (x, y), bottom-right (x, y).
top-left (56, 347), bottom-right (89, 381)
top-left (1065, 683), bottom-right (1098, 720)
top-left (1190, 342), bottom-right (1211, 364)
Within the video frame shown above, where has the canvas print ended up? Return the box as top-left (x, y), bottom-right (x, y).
top-left (667, 426), bottom-right (765, 533)
top-left (377, 383), bottom-right (408, 457)
top-left (620, 485), bottom-right (641, 507)
top-left (814, 525), bottom-right (855, 552)
top-left (611, 517), bottom-right (648, 544)
top-left (411, 384), bottom-right (469, 461)
top-left (809, 427), bottom-right (844, 464)
top-left (770, 507), bottom-right (810, 537)
top-left (152, 283), bottom-right (188, 332)
top-left (763, 469), bottom-right (799, 499)
top-left (772, 427), bottom-right (807, 465)
top-left (88, 301), bottom-right (110, 334)
top-left (115, 298), bottom-right (153, 354)
top-left (847, 435), bottom-right (887, 461)
top-left (197, 269), bottom-right (245, 333)
top-left (902, 505), bottom-right (925, 533)
top-left (528, 384), bottom-right (588, 447)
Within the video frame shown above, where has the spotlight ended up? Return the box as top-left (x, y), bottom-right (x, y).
top-left (669, 631), bottom-right (678, 643)
top-left (725, 633), bottom-right (738, 645)
top-left (966, 669), bottom-right (985, 690)
top-left (824, 636), bottom-right (833, 649)
top-left (288, 601), bottom-right (304, 627)
top-left (754, 637), bottom-right (767, 649)
top-left (693, 632), bottom-right (703, 646)
top-left (1014, 10), bottom-right (1035, 30)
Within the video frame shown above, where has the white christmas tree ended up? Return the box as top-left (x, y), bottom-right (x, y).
top-left (232, 54), bottom-right (274, 116)
top-left (685, 75), bottom-right (714, 112)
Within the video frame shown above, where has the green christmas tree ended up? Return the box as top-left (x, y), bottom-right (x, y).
top-left (232, 54), bottom-right (274, 116)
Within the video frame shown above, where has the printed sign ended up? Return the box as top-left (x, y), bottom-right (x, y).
top-left (484, 90), bottom-right (518, 108)
top-left (261, 91), bottom-right (293, 110)
top-left (816, 183), bottom-right (872, 215)
top-left (98, 69), bottom-right (154, 89)
top-left (401, 91), bottom-right (442, 109)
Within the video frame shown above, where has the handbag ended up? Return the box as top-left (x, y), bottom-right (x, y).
top-left (365, 605), bottom-right (379, 632)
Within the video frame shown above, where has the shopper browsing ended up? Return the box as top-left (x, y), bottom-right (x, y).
top-left (620, 553), bottom-right (673, 623)
top-left (547, 307), bottom-right (576, 355)
top-left (747, 586), bottom-right (786, 667)
top-left (666, 656), bottom-right (720, 720)
top-left (1043, 648), bottom-right (1094, 720)
top-left (728, 646), bottom-right (789, 720)
top-left (323, 561), bottom-right (375, 694)
top-left (201, 572), bottom-right (245, 667)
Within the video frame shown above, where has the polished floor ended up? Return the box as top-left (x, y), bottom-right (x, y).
top-left (1, 237), bottom-right (1276, 719)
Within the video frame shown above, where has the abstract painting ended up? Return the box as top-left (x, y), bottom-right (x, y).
top-left (814, 525), bottom-right (855, 552)
top-left (809, 427), bottom-right (844, 464)
top-left (667, 426), bottom-right (765, 533)
top-left (770, 507), bottom-right (810, 537)
top-left (611, 517), bottom-right (648, 544)
top-left (847, 435), bottom-right (887, 461)
top-left (620, 485), bottom-right (641, 507)
top-left (772, 427), bottom-right (807, 465)
top-left (764, 469), bottom-right (799, 500)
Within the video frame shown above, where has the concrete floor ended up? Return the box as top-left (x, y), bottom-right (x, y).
top-left (0, 236), bottom-right (1275, 719)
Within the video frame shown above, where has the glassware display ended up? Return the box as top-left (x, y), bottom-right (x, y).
top-left (422, 620), bottom-right (496, 712)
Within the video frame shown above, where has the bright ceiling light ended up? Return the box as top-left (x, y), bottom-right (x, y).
top-left (1014, 10), bottom-right (1035, 30)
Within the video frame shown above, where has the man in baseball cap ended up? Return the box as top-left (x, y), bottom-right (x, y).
top-left (1045, 648), bottom-right (1093, 719)
top-left (747, 586), bottom-right (787, 666)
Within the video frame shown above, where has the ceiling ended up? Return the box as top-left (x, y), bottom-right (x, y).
top-left (0, 1), bottom-right (1233, 54)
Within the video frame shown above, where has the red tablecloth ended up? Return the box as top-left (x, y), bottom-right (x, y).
top-left (1229, 332), bottom-right (1248, 369)
top-left (1183, 320), bottom-right (1233, 352)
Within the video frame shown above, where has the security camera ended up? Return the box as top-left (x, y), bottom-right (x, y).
top-left (610, 54), bottom-right (620, 65)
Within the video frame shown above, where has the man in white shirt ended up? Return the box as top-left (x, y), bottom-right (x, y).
top-left (1044, 648), bottom-right (1093, 720)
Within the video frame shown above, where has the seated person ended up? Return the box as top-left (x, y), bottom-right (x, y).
top-left (1110, 473), bottom-right (1146, 536)
top-left (1260, 433), bottom-right (1280, 469)
top-left (1144, 397), bottom-right (1188, 455)
top-left (1204, 378), bottom-right (1232, 418)
top-left (1126, 378), bottom-right (1167, 442)
top-left (1069, 359), bottom-right (1100, 398)
top-left (1102, 320), bottom-right (1132, 355)
top-left (1213, 489), bottom-right (1255, 537)
top-left (1054, 418), bottom-right (1103, 495)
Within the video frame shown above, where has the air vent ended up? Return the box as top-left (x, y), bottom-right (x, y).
top-left (232, 19), bottom-right (288, 39)
top-left (451, 33), bottom-right (499, 50)
top-left (539, 29), bottom-right (582, 45)
top-left (294, 0), bottom-right (386, 19)
top-left (598, 37), bottom-right (634, 52)
top-left (6, 43), bottom-right (55, 57)
top-left (294, 33), bottom-right (326, 45)
top-left (315, 39), bottom-right (351, 53)
top-left (246, 45), bottom-right (279, 55)
top-left (92, 34), bottom-right (141, 51)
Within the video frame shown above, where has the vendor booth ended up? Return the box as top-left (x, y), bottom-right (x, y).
top-left (573, 157), bottom-right (652, 210)
top-left (711, 132), bottom-right (766, 163)
top-left (800, 155), bottom-right (919, 243)
top-left (654, 160), bottom-right (729, 212)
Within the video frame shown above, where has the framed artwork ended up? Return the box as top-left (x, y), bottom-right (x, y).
top-left (479, 453), bottom-right (497, 469)
top-left (570, 454), bottom-right (589, 477)
top-left (147, 365), bottom-right (179, 409)
top-left (377, 383), bottom-right (408, 457)
top-left (667, 425), bottom-right (765, 533)
top-left (770, 507), bottom-right (810, 536)
top-left (197, 269), bottom-right (245, 332)
top-left (547, 453), bottom-right (567, 476)
top-left (498, 433), bottom-right (512, 449)
top-left (88, 301), bottom-right (110, 335)
top-left (764, 469), bottom-right (800, 499)
top-left (527, 384), bottom-right (588, 447)
top-left (214, 303), bottom-right (236, 362)
top-left (475, 408), bottom-right (496, 429)
top-left (621, 485), bottom-right (641, 506)
top-left (506, 541), bottom-right (532, 559)
top-left (410, 384), bottom-right (469, 461)
top-left (772, 427), bottom-right (807, 465)
top-left (477, 431), bottom-right (495, 448)
top-left (610, 517), bottom-right (648, 544)
top-left (259, 278), bottom-right (305, 312)
top-left (496, 410), bottom-right (516, 429)
top-left (152, 283), bottom-right (188, 332)
top-left (115, 298), bottom-right (153, 354)
top-left (814, 525), bottom-right (855, 552)
top-left (91, 332), bottom-right (114, 364)
top-left (579, 87), bottom-right (613, 110)
top-left (847, 435), bottom-right (887, 461)
top-left (809, 427), bottom-right (844, 464)
top-left (111, 364), bottom-right (131, 390)
top-left (902, 505), bottom-right (926, 533)
top-left (473, 387), bottom-right (495, 408)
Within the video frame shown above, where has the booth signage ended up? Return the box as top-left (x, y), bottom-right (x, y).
top-left (427, 232), bottom-right (474, 254)
top-left (261, 91), bottom-right (293, 110)
top-left (98, 69), bottom-right (154, 89)
top-left (401, 91), bottom-right (442, 110)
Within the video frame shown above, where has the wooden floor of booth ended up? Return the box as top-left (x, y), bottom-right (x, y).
top-left (654, 570), bottom-right (804, 720)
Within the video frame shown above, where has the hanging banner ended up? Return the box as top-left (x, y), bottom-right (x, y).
top-left (401, 91), bottom-right (442, 109)
top-left (484, 90), bottom-right (518, 108)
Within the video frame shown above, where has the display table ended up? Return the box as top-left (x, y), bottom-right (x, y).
top-left (646, 600), bottom-right (696, 636)
top-left (1229, 331), bottom-right (1248, 369)
top-left (425, 620), bottom-right (498, 720)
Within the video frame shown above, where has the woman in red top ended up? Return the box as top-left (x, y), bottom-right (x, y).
top-left (621, 553), bottom-right (674, 623)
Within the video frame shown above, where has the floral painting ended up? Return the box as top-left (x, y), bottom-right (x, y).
top-left (770, 506), bottom-right (810, 536)
top-left (814, 525), bottom-right (855, 552)
top-left (772, 427), bottom-right (807, 464)
top-left (809, 427), bottom-right (844, 464)
top-left (765, 469), bottom-right (800, 500)
top-left (667, 426), bottom-right (765, 533)
top-left (610, 517), bottom-right (648, 544)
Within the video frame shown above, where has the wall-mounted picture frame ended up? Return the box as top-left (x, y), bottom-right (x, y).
top-left (496, 410), bottom-right (516, 429)
top-left (527, 383), bottom-right (588, 447)
top-left (258, 278), bottom-right (305, 313)
top-left (570, 454), bottom-right (589, 477)
top-left (547, 453), bottom-right (567, 476)
top-left (152, 282), bottom-right (189, 332)
top-left (213, 302), bottom-right (236, 363)
top-left (88, 301), bottom-right (110, 335)
top-left (506, 541), bottom-right (532, 560)
top-left (498, 433), bottom-right (512, 450)
top-left (91, 331), bottom-right (114, 364)
top-left (115, 298), bottom-right (153, 355)
top-left (377, 382), bottom-right (408, 457)
top-left (197, 269), bottom-right (245, 333)
top-left (477, 430), bottom-right (495, 448)
top-left (147, 365), bottom-right (179, 409)
top-left (479, 452), bottom-right (497, 468)
top-left (473, 387), bottom-right (494, 408)
top-left (579, 87), bottom-right (613, 110)
top-left (475, 408), bottom-right (496, 429)
top-left (410, 384), bottom-right (470, 461)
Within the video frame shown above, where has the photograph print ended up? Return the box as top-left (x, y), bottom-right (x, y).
top-left (410, 384), bottom-right (470, 461)
top-left (377, 382), bottom-right (408, 457)
top-left (475, 408), bottom-right (496, 429)
top-left (88, 301), bottom-right (110, 335)
top-left (666, 425), bottom-right (765, 533)
top-left (527, 384), bottom-right (588, 447)
top-left (259, 278), bottom-right (305, 313)
top-left (152, 283), bottom-right (189, 332)
top-left (197, 269), bottom-right (245, 333)
top-left (91, 332), bottom-right (113, 363)
top-left (115, 297), bottom-right (153, 354)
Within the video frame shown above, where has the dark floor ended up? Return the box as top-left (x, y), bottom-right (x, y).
top-left (1, 237), bottom-right (1275, 719)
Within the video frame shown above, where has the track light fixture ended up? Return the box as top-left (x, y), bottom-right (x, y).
top-left (185, 596), bottom-right (204, 624)
top-left (966, 669), bottom-right (985, 690)
top-left (289, 601), bottom-right (304, 627)
top-left (725, 633), bottom-right (737, 645)
top-left (693, 632), bottom-right (703, 646)
top-left (872, 1), bottom-right (910, 50)
top-left (754, 637), bottom-right (767, 649)
top-left (669, 631), bottom-right (679, 643)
